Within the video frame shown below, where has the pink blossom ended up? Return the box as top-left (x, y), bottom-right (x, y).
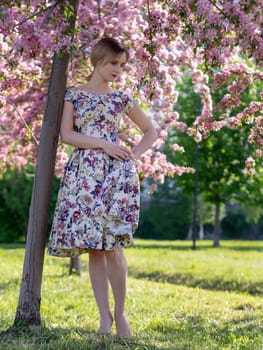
top-left (245, 157), bottom-right (256, 168)
top-left (171, 144), bottom-right (185, 153)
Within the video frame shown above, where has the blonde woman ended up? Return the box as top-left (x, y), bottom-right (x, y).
top-left (48, 37), bottom-right (158, 337)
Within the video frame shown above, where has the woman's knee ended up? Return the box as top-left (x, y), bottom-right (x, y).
top-left (106, 249), bottom-right (127, 267)
top-left (89, 249), bottom-right (106, 263)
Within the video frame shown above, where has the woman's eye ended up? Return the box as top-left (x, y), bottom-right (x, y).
top-left (110, 61), bottom-right (125, 68)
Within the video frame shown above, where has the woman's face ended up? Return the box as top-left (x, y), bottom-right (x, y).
top-left (96, 52), bottom-right (127, 82)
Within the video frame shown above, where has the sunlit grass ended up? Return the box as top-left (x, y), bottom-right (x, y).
top-left (0, 240), bottom-right (263, 349)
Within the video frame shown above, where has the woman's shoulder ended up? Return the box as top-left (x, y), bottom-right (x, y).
top-left (117, 90), bottom-right (136, 101)
top-left (118, 90), bottom-right (135, 99)
top-left (64, 86), bottom-right (77, 102)
top-left (118, 90), bottom-right (131, 96)
top-left (65, 85), bottom-right (78, 92)
top-left (118, 91), bottom-right (137, 112)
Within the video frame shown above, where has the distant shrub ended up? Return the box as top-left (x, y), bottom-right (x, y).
top-left (0, 166), bottom-right (60, 243)
top-left (137, 184), bottom-right (192, 240)
top-left (221, 207), bottom-right (250, 239)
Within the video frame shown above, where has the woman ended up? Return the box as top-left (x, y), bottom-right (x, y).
top-left (48, 37), bottom-right (158, 337)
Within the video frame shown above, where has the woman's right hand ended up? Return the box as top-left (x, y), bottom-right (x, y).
top-left (102, 141), bottom-right (132, 160)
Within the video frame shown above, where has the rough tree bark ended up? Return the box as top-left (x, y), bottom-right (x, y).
top-left (213, 203), bottom-right (221, 247)
top-left (14, 0), bottom-right (79, 327)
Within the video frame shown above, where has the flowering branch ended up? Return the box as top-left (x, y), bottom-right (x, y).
top-left (6, 99), bottom-right (39, 146)
top-left (207, 0), bottom-right (228, 18)
top-left (14, 0), bottom-right (63, 28)
top-left (97, 0), bottom-right (101, 22)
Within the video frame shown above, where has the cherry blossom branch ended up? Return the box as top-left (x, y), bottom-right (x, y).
top-left (97, 0), bottom-right (101, 21)
top-left (207, 0), bottom-right (228, 18)
top-left (146, 0), bottom-right (154, 58)
top-left (6, 99), bottom-right (39, 146)
top-left (14, 0), bottom-right (63, 28)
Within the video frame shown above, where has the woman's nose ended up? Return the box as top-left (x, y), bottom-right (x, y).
top-left (114, 65), bottom-right (121, 72)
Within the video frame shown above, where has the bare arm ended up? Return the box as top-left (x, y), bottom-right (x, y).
top-left (60, 101), bottom-right (131, 160)
top-left (127, 104), bottom-right (158, 159)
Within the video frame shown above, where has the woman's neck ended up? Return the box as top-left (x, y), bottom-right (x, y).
top-left (84, 72), bottom-right (112, 93)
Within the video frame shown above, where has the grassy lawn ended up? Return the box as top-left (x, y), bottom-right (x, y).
top-left (0, 239), bottom-right (263, 349)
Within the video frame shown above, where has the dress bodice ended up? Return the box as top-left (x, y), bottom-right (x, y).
top-left (65, 87), bottom-right (136, 143)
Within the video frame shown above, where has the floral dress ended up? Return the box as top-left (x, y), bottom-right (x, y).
top-left (48, 87), bottom-right (140, 257)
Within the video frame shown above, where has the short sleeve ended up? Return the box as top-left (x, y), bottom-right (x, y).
top-left (122, 92), bottom-right (137, 113)
top-left (64, 87), bottom-right (74, 104)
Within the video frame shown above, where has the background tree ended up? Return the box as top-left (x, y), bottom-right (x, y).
top-left (165, 73), bottom-right (263, 246)
top-left (137, 178), bottom-right (193, 240)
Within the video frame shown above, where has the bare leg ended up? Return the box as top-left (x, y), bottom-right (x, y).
top-left (88, 250), bottom-right (113, 334)
top-left (106, 249), bottom-right (131, 337)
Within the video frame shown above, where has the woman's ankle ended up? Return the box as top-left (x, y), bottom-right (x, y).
top-left (115, 312), bottom-right (132, 338)
top-left (98, 311), bottom-right (113, 334)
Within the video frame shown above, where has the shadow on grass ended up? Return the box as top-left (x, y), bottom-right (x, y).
top-left (0, 311), bottom-right (262, 350)
top-left (220, 245), bottom-right (263, 252)
top-left (129, 268), bottom-right (263, 296)
top-left (1, 241), bottom-right (263, 252)
top-left (133, 242), bottom-right (263, 252)
top-left (0, 325), bottom-right (161, 350)
top-left (148, 312), bottom-right (263, 350)
top-left (0, 244), bottom-right (26, 250)
top-left (132, 242), bottom-right (212, 251)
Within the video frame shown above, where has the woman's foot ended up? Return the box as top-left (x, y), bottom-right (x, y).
top-left (97, 312), bottom-right (113, 335)
top-left (115, 313), bottom-right (132, 338)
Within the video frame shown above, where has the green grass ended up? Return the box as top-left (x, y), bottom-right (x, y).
top-left (0, 239), bottom-right (263, 349)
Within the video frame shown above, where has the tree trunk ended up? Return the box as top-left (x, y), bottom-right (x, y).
top-left (14, 0), bottom-right (79, 327)
top-left (213, 203), bottom-right (220, 247)
top-left (69, 256), bottom-right (81, 275)
top-left (187, 225), bottom-right (192, 240)
top-left (14, 54), bottom-right (70, 327)
top-left (199, 222), bottom-right (204, 240)
top-left (192, 142), bottom-right (199, 249)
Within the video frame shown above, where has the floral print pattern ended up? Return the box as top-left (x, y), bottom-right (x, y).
top-left (48, 87), bottom-right (139, 257)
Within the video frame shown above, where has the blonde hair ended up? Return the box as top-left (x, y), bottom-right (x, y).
top-left (90, 37), bottom-right (129, 67)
